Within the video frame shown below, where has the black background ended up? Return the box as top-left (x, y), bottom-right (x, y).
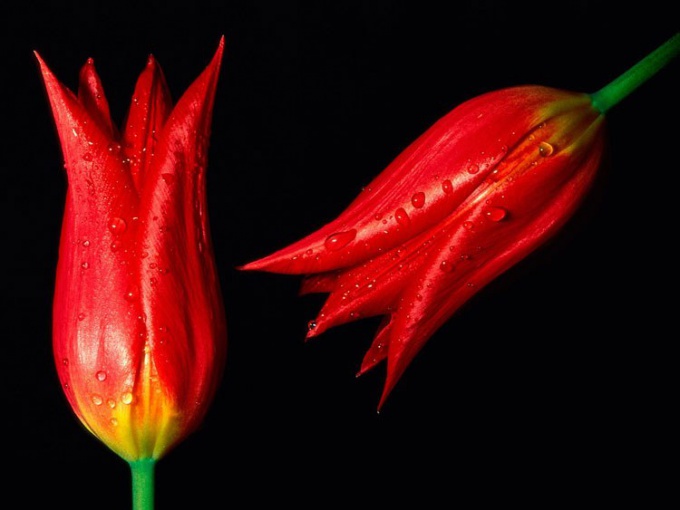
top-left (4, 1), bottom-right (677, 507)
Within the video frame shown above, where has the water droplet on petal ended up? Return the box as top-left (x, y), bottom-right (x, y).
top-left (440, 260), bottom-right (454, 272)
top-left (463, 221), bottom-right (474, 230)
top-left (91, 394), bottom-right (103, 406)
top-left (96, 370), bottom-right (107, 381)
top-left (324, 229), bottom-right (357, 252)
top-left (81, 261), bottom-right (89, 269)
top-left (395, 207), bottom-right (411, 229)
top-left (538, 142), bottom-right (554, 157)
top-left (411, 191), bottom-right (426, 209)
top-left (109, 217), bottom-right (127, 235)
top-left (124, 285), bottom-right (138, 301)
top-left (485, 206), bottom-right (507, 222)
top-left (107, 143), bottom-right (122, 154)
top-left (82, 240), bottom-right (90, 247)
top-left (83, 153), bottom-right (93, 162)
top-left (77, 313), bottom-right (85, 321)
top-left (307, 320), bottom-right (317, 331)
top-left (121, 392), bottom-right (133, 405)
top-left (442, 179), bottom-right (453, 194)
top-left (467, 163), bottom-right (479, 174)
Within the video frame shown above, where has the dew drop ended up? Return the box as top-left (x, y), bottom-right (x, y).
top-left (110, 241), bottom-right (121, 252)
top-left (82, 240), bottom-right (90, 247)
top-left (411, 191), bottom-right (426, 209)
top-left (110, 418), bottom-right (118, 426)
top-left (109, 217), bottom-right (127, 235)
top-left (91, 394), bottom-right (103, 406)
top-left (538, 141), bottom-right (554, 157)
top-left (439, 260), bottom-right (454, 273)
top-left (107, 142), bottom-right (122, 154)
top-left (307, 320), bottom-right (317, 331)
top-left (83, 152), bottom-right (93, 162)
top-left (324, 229), bottom-right (357, 251)
top-left (442, 179), bottom-right (453, 194)
top-left (107, 399), bottom-right (116, 409)
top-left (77, 313), bottom-right (85, 321)
top-left (467, 163), bottom-right (480, 174)
top-left (463, 221), bottom-right (474, 230)
top-left (81, 261), bottom-right (89, 269)
top-left (485, 206), bottom-right (507, 222)
top-left (96, 370), bottom-right (107, 381)
top-left (121, 392), bottom-right (133, 405)
top-left (62, 358), bottom-right (69, 366)
top-left (395, 207), bottom-right (411, 229)
top-left (124, 285), bottom-right (138, 302)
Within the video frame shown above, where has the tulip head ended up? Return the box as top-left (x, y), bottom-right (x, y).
top-left (38, 39), bottom-right (227, 461)
top-left (242, 85), bottom-right (605, 408)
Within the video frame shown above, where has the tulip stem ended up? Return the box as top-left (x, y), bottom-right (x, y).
top-left (590, 32), bottom-right (680, 114)
top-left (130, 459), bottom-right (156, 510)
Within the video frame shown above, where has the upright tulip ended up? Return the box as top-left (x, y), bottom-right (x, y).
top-left (37, 38), bottom-right (227, 507)
top-left (241, 33), bottom-right (680, 409)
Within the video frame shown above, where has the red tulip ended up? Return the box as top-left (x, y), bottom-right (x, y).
top-left (241, 33), bottom-right (680, 409)
top-left (37, 38), bottom-right (227, 462)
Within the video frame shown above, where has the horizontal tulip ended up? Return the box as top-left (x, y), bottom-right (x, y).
top-left (241, 33), bottom-right (680, 409)
top-left (37, 37), bottom-right (227, 466)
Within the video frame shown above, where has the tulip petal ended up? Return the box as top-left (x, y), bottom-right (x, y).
top-left (77, 58), bottom-right (117, 139)
top-left (136, 36), bottom-right (225, 431)
top-left (241, 87), bottom-right (584, 276)
top-left (122, 55), bottom-right (173, 191)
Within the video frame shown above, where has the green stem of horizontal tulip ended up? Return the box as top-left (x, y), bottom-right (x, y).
top-left (130, 459), bottom-right (155, 510)
top-left (590, 32), bottom-right (680, 114)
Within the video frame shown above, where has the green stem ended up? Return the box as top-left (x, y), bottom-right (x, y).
top-left (130, 459), bottom-right (156, 510)
top-left (590, 32), bottom-right (680, 114)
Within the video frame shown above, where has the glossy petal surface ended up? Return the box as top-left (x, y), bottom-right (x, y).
top-left (242, 85), bottom-right (605, 408)
top-left (39, 38), bottom-right (227, 461)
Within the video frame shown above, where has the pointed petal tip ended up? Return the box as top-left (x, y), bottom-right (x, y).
top-left (376, 386), bottom-right (392, 413)
top-left (235, 261), bottom-right (257, 271)
top-left (34, 50), bottom-right (49, 73)
top-left (236, 254), bottom-right (285, 273)
top-left (212, 35), bottom-right (225, 63)
top-left (304, 322), bottom-right (321, 341)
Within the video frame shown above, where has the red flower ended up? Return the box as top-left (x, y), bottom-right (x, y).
top-left (241, 85), bottom-right (605, 409)
top-left (241, 31), bottom-right (679, 409)
top-left (37, 38), bottom-right (227, 461)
